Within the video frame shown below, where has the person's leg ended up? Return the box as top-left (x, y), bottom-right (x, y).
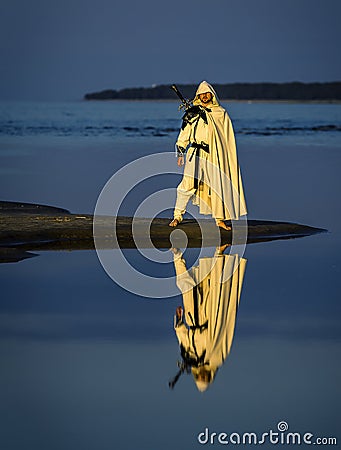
top-left (169, 176), bottom-right (196, 227)
top-left (202, 154), bottom-right (232, 230)
top-left (215, 218), bottom-right (232, 230)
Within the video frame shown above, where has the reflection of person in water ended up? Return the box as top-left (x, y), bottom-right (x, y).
top-left (169, 246), bottom-right (247, 392)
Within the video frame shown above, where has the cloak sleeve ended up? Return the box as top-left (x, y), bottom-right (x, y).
top-left (174, 322), bottom-right (190, 348)
top-left (176, 123), bottom-right (191, 150)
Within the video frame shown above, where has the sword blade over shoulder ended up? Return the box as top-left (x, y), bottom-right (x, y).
top-left (171, 84), bottom-right (192, 110)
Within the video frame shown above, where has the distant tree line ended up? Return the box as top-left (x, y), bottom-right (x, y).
top-left (84, 82), bottom-right (341, 101)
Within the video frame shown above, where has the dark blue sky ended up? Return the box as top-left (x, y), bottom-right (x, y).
top-left (1, 0), bottom-right (340, 101)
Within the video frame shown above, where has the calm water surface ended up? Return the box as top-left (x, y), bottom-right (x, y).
top-left (0, 101), bottom-right (340, 449)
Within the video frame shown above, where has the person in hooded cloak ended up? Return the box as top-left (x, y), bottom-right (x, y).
top-left (169, 247), bottom-right (247, 392)
top-left (169, 81), bottom-right (247, 230)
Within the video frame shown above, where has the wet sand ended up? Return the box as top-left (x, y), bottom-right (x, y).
top-left (0, 201), bottom-right (326, 263)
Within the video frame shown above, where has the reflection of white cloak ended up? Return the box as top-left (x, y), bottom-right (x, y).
top-left (174, 251), bottom-right (247, 378)
top-left (177, 81), bottom-right (247, 220)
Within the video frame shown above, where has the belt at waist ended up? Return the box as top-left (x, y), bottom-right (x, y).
top-left (188, 142), bottom-right (209, 163)
top-left (191, 142), bottom-right (209, 153)
top-left (189, 320), bottom-right (208, 332)
top-left (188, 142), bottom-right (210, 190)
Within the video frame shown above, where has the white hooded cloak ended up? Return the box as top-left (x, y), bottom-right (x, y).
top-left (179, 81), bottom-right (247, 220)
top-left (173, 250), bottom-right (247, 391)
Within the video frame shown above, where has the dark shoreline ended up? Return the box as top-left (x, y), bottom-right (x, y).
top-left (84, 82), bottom-right (341, 101)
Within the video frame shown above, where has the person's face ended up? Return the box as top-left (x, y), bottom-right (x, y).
top-left (196, 368), bottom-right (212, 383)
top-left (198, 92), bottom-right (213, 104)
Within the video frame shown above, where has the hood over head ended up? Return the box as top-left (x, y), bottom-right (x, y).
top-left (195, 380), bottom-right (210, 392)
top-left (193, 81), bottom-right (220, 106)
top-left (192, 365), bottom-right (218, 392)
